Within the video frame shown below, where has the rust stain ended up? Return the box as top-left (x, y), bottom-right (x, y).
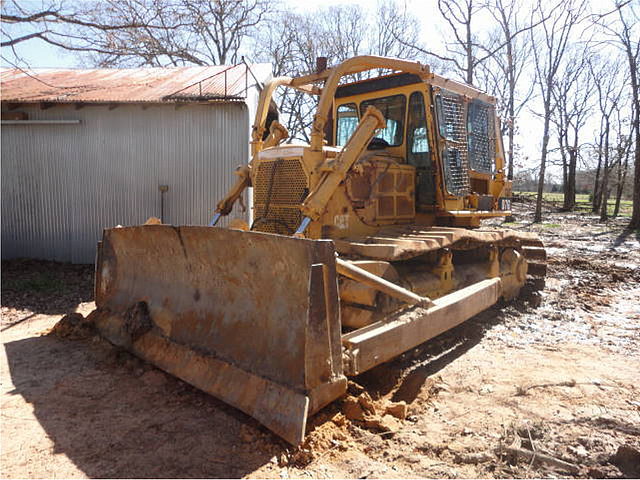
top-left (0, 65), bottom-right (254, 104)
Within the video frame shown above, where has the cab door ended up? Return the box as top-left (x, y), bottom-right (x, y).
top-left (406, 91), bottom-right (435, 206)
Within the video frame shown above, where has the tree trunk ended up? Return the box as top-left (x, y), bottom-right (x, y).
top-left (592, 162), bottom-right (602, 212)
top-left (613, 148), bottom-right (629, 217)
top-left (560, 140), bottom-right (568, 209)
top-left (625, 16), bottom-right (640, 228)
top-left (565, 146), bottom-right (577, 211)
top-left (630, 100), bottom-right (640, 227)
top-left (507, 93), bottom-right (515, 181)
top-left (465, 1), bottom-right (473, 85)
top-left (599, 121), bottom-right (611, 222)
top-left (592, 134), bottom-right (603, 212)
top-left (505, 18), bottom-right (515, 181)
top-left (534, 117), bottom-right (551, 223)
top-left (631, 125), bottom-right (640, 228)
top-left (559, 133), bottom-right (568, 195)
top-left (600, 181), bottom-right (610, 221)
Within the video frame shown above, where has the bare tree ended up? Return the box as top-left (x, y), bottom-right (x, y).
top-left (589, 56), bottom-right (627, 221)
top-left (388, 0), bottom-right (486, 84)
top-left (253, 7), bottom-right (341, 142)
top-left (550, 45), bottom-right (594, 211)
top-left (478, 0), bottom-right (538, 181)
top-left (615, 2), bottom-right (640, 227)
top-left (592, 1), bottom-right (640, 227)
top-left (253, 1), bottom-right (426, 141)
top-left (395, 0), bottom-right (552, 88)
top-left (530, 0), bottom-right (585, 223)
top-left (591, 115), bottom-right (606, 212)
top-left (2, 0), bottom-right (275, 67)
top-left (611, 100), bottom-right (634, 217)
top-left (1, 1), bottom-right (155, 49)
top-left (374, 0), bottom-right (422, 59)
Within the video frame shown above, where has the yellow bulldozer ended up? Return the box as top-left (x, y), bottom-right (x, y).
top-left (91, 56), bottom-right (546, 445)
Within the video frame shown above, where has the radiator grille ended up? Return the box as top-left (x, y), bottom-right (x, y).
top-left (252, 158), bottom-right (308, 235)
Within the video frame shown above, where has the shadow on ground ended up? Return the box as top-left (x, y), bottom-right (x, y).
top-left (1, 260), bottom-right (542, 478)
top-left (1, 259), bottom-right (94, 331)
top-left (3, 332), bottom-right (284, 478)
top-left (613, 227), bottom-right (640, 247)
top-left (354, 297), bottom-right (520, 403)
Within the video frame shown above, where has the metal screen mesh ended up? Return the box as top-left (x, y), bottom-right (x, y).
top-left (253, 158), bottom-right (308, 235)
top-left (467, 100), bottom-right (495, 174)
top-left (437, 93), bottom-right (470, 196)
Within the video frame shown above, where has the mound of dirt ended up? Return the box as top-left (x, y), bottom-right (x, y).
top-left (49, 312), bottom-right (95, 340)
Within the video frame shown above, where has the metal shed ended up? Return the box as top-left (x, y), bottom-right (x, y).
top-left (1, 64), bottom-right (271, 263)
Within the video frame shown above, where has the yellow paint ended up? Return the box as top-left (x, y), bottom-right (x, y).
top-left (225, 56), bottom-right (513, 239)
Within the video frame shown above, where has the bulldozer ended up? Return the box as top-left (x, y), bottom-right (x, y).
top-left (91, 56), bottom-right (546, 445)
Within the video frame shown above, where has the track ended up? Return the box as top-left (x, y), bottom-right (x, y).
top-left (336, 225), bottom-right (547, 330)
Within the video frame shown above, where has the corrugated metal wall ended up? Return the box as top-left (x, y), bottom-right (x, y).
top-left (1, 102), bottom-right (250, 263)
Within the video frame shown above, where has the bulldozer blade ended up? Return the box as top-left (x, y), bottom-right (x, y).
top-left (92, 225), bottom-right (347, 445)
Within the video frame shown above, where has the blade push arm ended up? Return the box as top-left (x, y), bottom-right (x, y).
top-left (336, 258), bottom-right (434, 308)
top-left (209, 165), bottom-right (251, 226)
top-left (210, 119), bottom-right (292, 226)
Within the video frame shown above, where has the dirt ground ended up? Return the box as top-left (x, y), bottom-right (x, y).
top-left (1, 202), bottom-right (639, 479)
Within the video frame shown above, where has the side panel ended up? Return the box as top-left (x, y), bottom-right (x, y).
top-left (1, 103), bottom-right (249, 263)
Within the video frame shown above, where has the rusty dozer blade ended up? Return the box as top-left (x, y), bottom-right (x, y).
top-left (92, 226), bottom-right (347, 445)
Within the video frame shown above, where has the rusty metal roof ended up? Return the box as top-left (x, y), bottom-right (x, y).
top-left (0, 64), bottom-right (271, 104)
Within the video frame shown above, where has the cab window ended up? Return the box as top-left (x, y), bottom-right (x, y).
top-left (360, 94), bottom-right (406, 146)
top-left (407, 91), bottom-right (430, 168)
top-left (336, 103), bottom-right (359, 146)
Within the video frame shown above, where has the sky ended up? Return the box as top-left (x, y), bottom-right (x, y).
top-left (1, 0), bottom-right (628, 179)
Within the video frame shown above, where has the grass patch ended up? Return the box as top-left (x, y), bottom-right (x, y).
top-left (541, 223), bottom-right (561, 228)
top-left (515, 192), bottom-right (633, 216)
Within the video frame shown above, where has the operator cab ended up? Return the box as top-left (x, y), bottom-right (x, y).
top-left (331, 72), bottom-right (503, 217)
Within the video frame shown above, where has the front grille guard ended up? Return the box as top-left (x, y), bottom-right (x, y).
top-left (252, 158), bottom-right (308, 235)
